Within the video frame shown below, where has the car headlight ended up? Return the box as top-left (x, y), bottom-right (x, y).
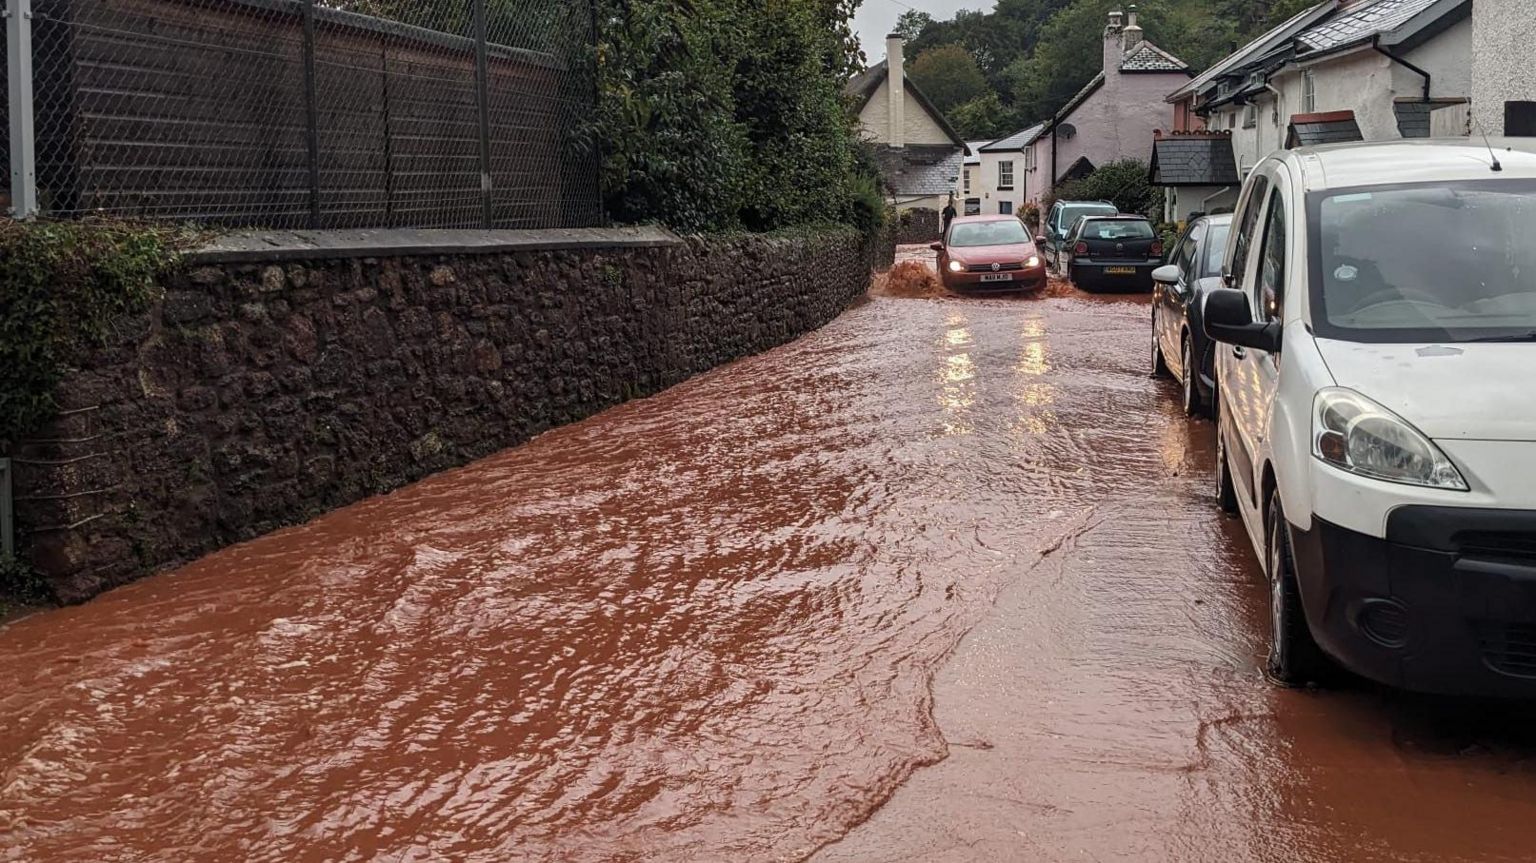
top-left (1312, 388), bottom-right (1468, 490)
top-left (947, 260), bottom-right (964, 272)
top-left (1025, 256), bottom-right (1040, 268)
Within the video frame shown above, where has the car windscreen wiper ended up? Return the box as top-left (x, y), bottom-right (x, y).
top-left (1463, 331), bottom-right (1536, 343)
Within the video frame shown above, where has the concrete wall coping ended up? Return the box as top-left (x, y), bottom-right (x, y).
top-left (189, 226), bottom-right (684, 264)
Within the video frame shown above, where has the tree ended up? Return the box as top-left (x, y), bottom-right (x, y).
top-left (1048, 159), bottom-right (1164, 220)
top-left (948, 92), bottom-right (1025, 140)
top-left (893, 10), bottom-right (933, 42)
top-left (909, 44), bottom-right (988, 114)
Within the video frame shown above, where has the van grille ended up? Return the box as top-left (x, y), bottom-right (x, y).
top-left (1455, 531), bottom-right (1536, 566)
top-left (1477, 622), bottom-right (1536, 678)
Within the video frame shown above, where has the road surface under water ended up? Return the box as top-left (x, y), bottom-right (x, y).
top-left (5, 266), bottom-right (1536, 862)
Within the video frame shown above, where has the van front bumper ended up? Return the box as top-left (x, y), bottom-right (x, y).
top-left (1289, 506), bottom-right (1536, 697)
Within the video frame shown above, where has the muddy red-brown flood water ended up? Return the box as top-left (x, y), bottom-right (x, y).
top-left (6, 267), bottom-right (1536, 862)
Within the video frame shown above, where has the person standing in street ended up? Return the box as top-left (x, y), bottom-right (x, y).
top-left (941, 196), bottom-right (957, 242)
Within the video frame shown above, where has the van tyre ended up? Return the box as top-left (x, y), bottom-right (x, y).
top-left (1265, 495), bottom-right (1329, 686)
top-left (1214, 418), bottom-right (1238, 514)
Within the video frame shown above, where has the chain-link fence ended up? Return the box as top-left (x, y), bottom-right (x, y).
top-left (2, 0), bottom-right (600, 229)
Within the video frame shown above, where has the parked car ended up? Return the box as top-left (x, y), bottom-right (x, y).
top-left (1059, 214), bottom-right (1163, 292)
top-left (931, 215), bottom-right (1047, 293)
top-left (1150, 214), bottom-right (1233, 416)
top-left (1038, 200), bottom-right (1117, 274)
top-left (1203, 139), bottom-right (1536, 696)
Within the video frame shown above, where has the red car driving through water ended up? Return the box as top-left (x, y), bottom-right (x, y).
top-left (932, 215), bottom-right (1048, 293)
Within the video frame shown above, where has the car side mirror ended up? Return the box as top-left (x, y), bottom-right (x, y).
top-left (1203, 288), bottom-right (1280, 353)
top-left (930, 242), bottom-right (945, 252)
top-left (1151, 264), bottom-right (1181, 286)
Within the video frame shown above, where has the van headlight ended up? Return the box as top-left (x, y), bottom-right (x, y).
top-left (1312, 388), bottom-right (1468, 490)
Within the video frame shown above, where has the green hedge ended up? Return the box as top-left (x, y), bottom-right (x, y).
top-left (591, 0), bottom-right (882, 235)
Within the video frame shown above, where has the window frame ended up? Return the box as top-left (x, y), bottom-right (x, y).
top-left (1254, 191), bottom-right (1287, 323)
top-left (1302, 70), bottom-right (1316, 114)
top-left (1225, 173), bottom-right (1273, 301)
top-left (963, 168), bottom-right (971, 196)
top-left (998, 160), bottom-right (1015, 190)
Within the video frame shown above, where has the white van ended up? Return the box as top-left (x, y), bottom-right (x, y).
top-left (1203, 139), bottom-right (1536, 696)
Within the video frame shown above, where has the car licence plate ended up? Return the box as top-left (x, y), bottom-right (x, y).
top-left (980, 273), bottom-right (1014, 282)
top-left (1105, 266), bottom-right (1137, 275)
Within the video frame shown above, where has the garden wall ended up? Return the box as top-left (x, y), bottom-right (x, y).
top-left (9, 226), bottom-right (882, 602)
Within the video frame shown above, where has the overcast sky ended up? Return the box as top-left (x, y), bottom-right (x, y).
top-left (854, 0), bottom-right (997, 61)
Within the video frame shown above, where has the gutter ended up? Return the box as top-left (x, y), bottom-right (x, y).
top-left (1372, 36), bottom-right (1431, 101)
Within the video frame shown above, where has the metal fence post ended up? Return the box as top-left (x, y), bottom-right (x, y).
top-left (0, 458), bottom-right (13, 559)
top-left (473, 0), bottom-right (493, 228)
top-left (5, 0), bottom-right (39, 219)
top-left (302, 0), bottom-right (320, 228)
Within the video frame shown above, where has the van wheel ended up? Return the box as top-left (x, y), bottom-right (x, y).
top-left (1265, 494), bottom-right (1329, 686)
top-left (1214, 416), bottom-right (1238, 514)
top-left (1151, 309), bottom-right (1169, 378)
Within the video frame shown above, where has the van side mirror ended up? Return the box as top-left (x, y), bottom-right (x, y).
top-left (930, 242), bottom-right (944, 252)
top-left (1203, 288), bottom-right (1281, 353)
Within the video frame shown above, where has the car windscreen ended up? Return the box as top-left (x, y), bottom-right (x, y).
top-left (1060, 204), bottom-right (1116, 230)
top-left (1309, 180), bottom-right (1536, 342)
top-left (1200, 223), bottom-right (1230, 278)
top-left (949, 220), bottom-right (1029, 247)
top-left (1080, 219), bottom-right (1153, 240)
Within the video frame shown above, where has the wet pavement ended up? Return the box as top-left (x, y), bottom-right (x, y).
top-left (5, 251), bottom-right (1536, 862)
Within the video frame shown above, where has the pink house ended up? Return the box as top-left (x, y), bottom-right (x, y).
top-left (1025, 8), bottom-right (1193, 206)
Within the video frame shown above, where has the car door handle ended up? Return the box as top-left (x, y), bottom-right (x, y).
top-left (1232, 346), bottom-right (1247, 359)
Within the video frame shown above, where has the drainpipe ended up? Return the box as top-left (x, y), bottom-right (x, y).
top-left (1374, 36), bottom-right (1431, 101)
top-left (1262, 83), bottom-right (1285, 155)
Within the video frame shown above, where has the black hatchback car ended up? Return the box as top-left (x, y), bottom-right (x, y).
top-left (1150, 213), bottom-right (1232, 416)
top-left (1059, 215), bottom-right (1163, 291)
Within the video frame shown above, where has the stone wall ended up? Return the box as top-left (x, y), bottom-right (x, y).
top-left (894, 208), bottom-right (941, 245)
top-left (10, 227), bottom-right (881, 602)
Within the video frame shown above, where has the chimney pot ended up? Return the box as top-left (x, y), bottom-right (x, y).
top-left (1108, 10), bottom-right (1124, 28)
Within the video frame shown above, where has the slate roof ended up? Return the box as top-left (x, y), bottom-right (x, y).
top-left (1166, 1), bottom-right (1335, 102)
top-left (1296, 0), bottom-right (1441, 54)
top-left (1149, 135), bottom-right (1240, 186)
top-left (1286, 111), bottom-right (1364, 147)
top-left (963, 141), bottom-right (992, 165)
top-left (980, 123), bottom-right (1048, 153)
top-left (1055, 73), bottom-right (1106, 125)
top-left (873, 144), bottom-right (965, 197)
top-left (843, 61), bottom-right (968, 148)
top-left (1120, 41), bottom-right (1189, 73)
top-left (1394, 102), bottom-right (1433, 138)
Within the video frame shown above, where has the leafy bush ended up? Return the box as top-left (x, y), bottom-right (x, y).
top-left (0, 220), bottom-right (190, 442)
top-left (591, 0), bottom-right (882, 235)
top-left (1046, 159), bottom-right (1164, 221)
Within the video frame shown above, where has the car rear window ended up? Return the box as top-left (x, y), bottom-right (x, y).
top-left (1060, 203), bottom-right (1117, 229)
top-left (1082, 220), bottom-right (1153, 240)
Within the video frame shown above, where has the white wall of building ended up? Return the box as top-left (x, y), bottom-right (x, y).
top-left (1207, 24), bottom-right (1473, 177)
top-left (858, 79), bottom-right (956, 147)
top-left (1472, 0), bottom-right (1536, 135)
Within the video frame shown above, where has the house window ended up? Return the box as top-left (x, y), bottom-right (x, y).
top-left (1507, 101), bottom-right (1536, 136)
top-left (963, 168), bottom-right (972, 195)
top-left (1243, 103), bottom-right (1257, 129)
top-left (1024, 147), bottom-right (1035, 171)
top-left (1302, 70), bottom-right (1316, 114)
top-left (998, 161), bottom-right (1015, 190)
top-left (999, 201), bottom-right (1014, 215)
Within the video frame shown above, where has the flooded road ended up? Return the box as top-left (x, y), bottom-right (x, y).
top-left (6, 263), bottom-right (1536, 862)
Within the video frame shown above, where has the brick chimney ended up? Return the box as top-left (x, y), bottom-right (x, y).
top-left (887, 33), bottom-right (906, 149)
top-left (1104, 11), bottom-right (1125, 75)
top-left (1123, 5), bottom-right (1144, 53)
